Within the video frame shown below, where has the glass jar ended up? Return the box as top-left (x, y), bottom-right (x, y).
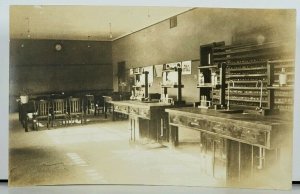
top-left (279, 68), bottom-right (287, 86)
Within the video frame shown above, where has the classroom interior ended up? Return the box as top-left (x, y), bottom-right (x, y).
top-left (9, 6), bottom-right (296, 189)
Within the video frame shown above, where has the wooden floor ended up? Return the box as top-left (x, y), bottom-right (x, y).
top-left (9, 113), bottom-right (223, 187)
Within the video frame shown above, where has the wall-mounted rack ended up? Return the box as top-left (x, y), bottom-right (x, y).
top-left (212, 40), bottom-right (295, 113)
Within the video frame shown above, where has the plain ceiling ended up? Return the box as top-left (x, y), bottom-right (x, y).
top-left (10, 5), bottom-right (192, 41)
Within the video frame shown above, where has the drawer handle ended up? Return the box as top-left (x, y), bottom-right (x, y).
top-left (190, 122), bottom-right (199, 126)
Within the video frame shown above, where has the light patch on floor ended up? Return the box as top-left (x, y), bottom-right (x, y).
top-left (66, 152), bottom-right (107, 183)
top-left (66, 153), bottom-right (87, 165)
top-left (45, 124), bottom-right (127, 145)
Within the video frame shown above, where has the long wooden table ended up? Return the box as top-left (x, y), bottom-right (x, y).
top-left (110, 100), bottom-right (173, 142)
top-left (165, 107), bottom-right (292, 183)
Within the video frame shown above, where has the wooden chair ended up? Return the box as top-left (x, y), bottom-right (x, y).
top-left (32, 100), bottom-right (51, 130)
top-left (85, 95), bottom-right (95, 115)
top-left (51, 99), bottom-right (68, 127)
top-left (94, 95), bottom-right (105, 116)
top-left (68, 97), bottom-right (84, 124)
top-left (23, 100), bottom-right (37, 132)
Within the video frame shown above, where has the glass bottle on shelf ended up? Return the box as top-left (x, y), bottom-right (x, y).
top-left (211, 72), bottom-right (217, 86)
top-left (279, 67), bottom-right (287, 87)
top-left (199, 72), bottom-right (205, 86)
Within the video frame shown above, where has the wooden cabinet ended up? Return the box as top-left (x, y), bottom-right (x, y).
top-left (111, 101), bottom-right (172, 141)
top-left (166, 107), bottom-right (291, 183)
top-left (169, 111), bottom-right (271, 148)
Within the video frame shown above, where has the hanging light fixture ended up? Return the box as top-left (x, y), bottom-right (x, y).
top-left (109, 22), bottom-right (113, 39)
top-left (87, 35), bottom-right (91, 48)
top-left (26, 17), bottom-right (31, 38)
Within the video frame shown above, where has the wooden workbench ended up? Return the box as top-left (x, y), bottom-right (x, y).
top-left (165, 107), bottom-right (292, 183)
top-left (110, 100), bottom-right (173, 142)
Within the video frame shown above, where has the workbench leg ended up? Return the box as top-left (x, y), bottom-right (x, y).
top-left (112, 105), bottom-right (115, 121)
top-left (104, 102), bottom-right (107, 119)
top-left (135, 117), bottom-right (140, 141)
top-left (169, 125), bottom-right (178, 147)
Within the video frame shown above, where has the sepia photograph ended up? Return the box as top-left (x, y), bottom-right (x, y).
top-left (8, 5), bottom-right (296, 190)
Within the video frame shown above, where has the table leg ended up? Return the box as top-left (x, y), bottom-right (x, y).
top-left (112, 105), bottom-right (115, 121)
top-left (104, 102), bottom-right (107, 119)
top-left (169, 125), bottom-right (178, 147)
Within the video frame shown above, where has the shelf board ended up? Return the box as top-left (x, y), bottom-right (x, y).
top-left (213, 43), bottom-right (282, 56)
top-left (273, 65), bottom-right (295, 68)
top-left (267, 86), bottom-right (294, 90)
top-left (162, 69), bottom-right (178, 72)
top-left (224, 92), bottom-right (268, 97)
top-left (274, 72), bottom-right (294, 76)
top-left (274, 95), bottom-right (294, 98)
top-left (213, 40), bottom-right (285, 50)
top-left (268, 59), bottom-right (295, 64)
top-left (229, 104), bottom-right (261, 110)
top-left (132, 84), bottom-right (151, 88)
top-left (197, 83), bottom-right (220, 88)
top-left (198, 65), bottom-right (218, 69)
top-left (133, 72), bottom-right (143, 75)
top-left (161, 84), bottom-right (184, 88)
top-left (214, 50), bottom-right (290, 62)
top-left (227, 67), bottom-right (267, 71)
top-left (225, 98), bottom-right (268, 103)
top-left (274, 101), bottom-right (293, 105)
top-left (226, 74), bottom-right (266, 78)
top-left (273, 80), bottom-right (294, 84)
top-left (227, 80), bottom-right (267, 84)
top-left (227, 60), bottom-right (268, 66)
top-left (229, 87), bottom-right (264, 90)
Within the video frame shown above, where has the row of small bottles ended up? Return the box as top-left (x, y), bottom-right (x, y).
top-left (274, 98), bottom-right (293, 104)
top-left (274, 104), bottom-right (293, 111)
top-left (200, 95), bottom-right (209, 107)
top-left (274, 90), bottom-right (293, 97)
top-left (228, 101), bottom-right (266, 107)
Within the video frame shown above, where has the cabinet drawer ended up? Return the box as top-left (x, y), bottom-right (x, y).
top-left (169, 114), bottom-right (269, 148)
top-left (114, 105), bottom-right (128, 114)
top-left (128, 106), bottom-right (139, 115)
top-left (139, 108), bottom-right (150, 119)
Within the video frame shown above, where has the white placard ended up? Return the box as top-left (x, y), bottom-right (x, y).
top-left (181, 60), bottom-right (192, 75)
top-left (154, 64), bottom-right (163, 77)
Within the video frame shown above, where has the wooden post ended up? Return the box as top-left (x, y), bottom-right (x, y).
top-left (144, 71), bottom-right (149, 99)
top-left (219, 62), bottom-right (227, 106)
top-left (177, 68), bottom-right (182, 102)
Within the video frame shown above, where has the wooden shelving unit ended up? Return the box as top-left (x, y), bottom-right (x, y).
top-left (212, 40), bottom-right (295, 112)
top-left (130, 67), bottom-right (149, 101)
top-left (198, 42), bottom-right (226, 108)
top-left (267, 59), bottom-right (295, 112)
top-left (161, 65), bottom-right (185, 105)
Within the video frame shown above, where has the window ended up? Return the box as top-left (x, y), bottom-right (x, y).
top-left (169, 16), bottom-right (177, 28)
